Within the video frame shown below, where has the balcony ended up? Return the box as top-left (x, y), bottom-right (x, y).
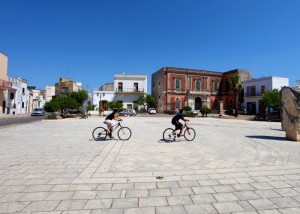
top-left (115, 88), bottom-right (145, 94)
top-left (189, 90), bottom-right (211, 96)
top-left (244, 92), bottom-right (263, 97)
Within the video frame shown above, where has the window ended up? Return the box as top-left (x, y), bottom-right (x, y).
top-left (175, 79), bottom-right (180, 91)
top-left (22, 102), bottom-right (24, 108)
top-left (134, 83), bottom-right (138, 92)
top-left (261, 85), bottom-right (265, 95)
top-left (118, 82), bottom-right (123, 92)
top-left (214, 81), bottom-right (218, 91)
top-left (22, 88), bottom-right (25, 94)
top-left (175, 98), bottom-right (180, 109)
top-left (195, 80), bottom-right (200, 91)
top-left (10, 93), bottom-right (14, 99)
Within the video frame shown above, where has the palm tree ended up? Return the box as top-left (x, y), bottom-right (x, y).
top-left (230, 75), bottom-right (243, 117)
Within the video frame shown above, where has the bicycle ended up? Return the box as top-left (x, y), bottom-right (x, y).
top-left (92, 121), bottom-right (132, 141)
top-left (163, 123), bottom-right (196, 142)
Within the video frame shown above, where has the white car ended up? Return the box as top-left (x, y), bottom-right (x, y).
top-left (148, 108), bottom-right (157, 114)
top-left (31, 108), bottom-right (45, 116)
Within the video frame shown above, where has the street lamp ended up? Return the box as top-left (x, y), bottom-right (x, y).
top-left (96, 92), bottom-right (105, 116)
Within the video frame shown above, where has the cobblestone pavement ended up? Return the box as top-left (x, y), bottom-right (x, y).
top-left (0, 116), bottom-right (300, 213)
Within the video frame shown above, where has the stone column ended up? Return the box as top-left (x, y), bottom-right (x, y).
top-left (281, 86), bottom-right (300, 142)
top-left (219, 101), bottom-right (224, 114)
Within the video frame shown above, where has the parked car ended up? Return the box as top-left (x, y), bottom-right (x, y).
top-left (183, 110), bottom-right (198, 117)
top-left (266, 110), bottom-right (280, 121)
top-left (238, 108), bottom-right (248, 115)
top-left (225, 108), bottom-right (236, 116)
top-left (31, 108), bottom-right (45, 116)
top-left (119, 109), bottom-right (137, 116)
top-left (148, 108), bottom-right (157, 114)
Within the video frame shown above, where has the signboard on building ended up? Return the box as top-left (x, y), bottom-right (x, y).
top-left (0, 79), bottom-right (12, 88)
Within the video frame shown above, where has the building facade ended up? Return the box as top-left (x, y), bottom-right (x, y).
top-left (92, 74), bottom-right (147, 113)
top-left (243, 76), bottom-right (289, 114)
top-left (45, 85), bottom-right (55, 102)
top-left (55, 78), bottom-right (82, 97)
top-left (7, 76), bottom-right (30, 114)
top-left (0, 52), bottom-right (13, 114)
top-left (152, 67), bottom-right (252, 113)
top-left (28, 86), bottom-right (46, 110)
top-left (114, 74), bottom-right (147, 110)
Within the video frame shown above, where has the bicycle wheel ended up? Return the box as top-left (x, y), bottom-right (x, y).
top-left (92, 127), bottom-right (108, 141)
top-left (184, 127), bottom-right (196, 141)
top-left (118, 127), bottom-right (132, 141)
top-left (163, 128), bottom-right (176, 142)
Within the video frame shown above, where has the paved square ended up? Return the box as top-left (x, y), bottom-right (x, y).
top-left (0, 116), bottom-right (300, 213)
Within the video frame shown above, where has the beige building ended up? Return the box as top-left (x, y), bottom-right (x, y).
top-left (0, 52), bottom-right (13, 114)
top-left (45, 85), bottom-right (55, 102)
top-left (55, 78), bottom-right (82, 97)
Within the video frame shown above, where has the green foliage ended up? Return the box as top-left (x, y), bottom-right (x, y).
top-left (183, 106), bottom-right (192, 111)
top-left (108, 101), bottom-right (123, 111)
top-left (200, 106), bottom-right (211, 117)
top-left (230, 75), bottom-right (243, 116)
top-left (44, 96), bottom-right (78, 118)
top-left (146, 94), bottom-right (155, 106)
top-left (134, 94), bottom-right (155, 110)
top-left (87, 104), bottom-right (96, 111)
top-left (260, 89), bottom-right (281, 108)
top-left (69, 90), bottom-right (88, 107)
top-left (44, 99), bottom-right (60, 113)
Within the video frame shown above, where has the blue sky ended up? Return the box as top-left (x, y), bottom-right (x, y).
top-left (1, 0), bottom-right (299, 92)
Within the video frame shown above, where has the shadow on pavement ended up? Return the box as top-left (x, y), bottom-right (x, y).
top-left (246, 135), bottom-right (286, 141)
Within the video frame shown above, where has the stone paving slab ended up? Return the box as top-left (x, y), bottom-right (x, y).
top-left (0, 116), bottom-right (300, 213)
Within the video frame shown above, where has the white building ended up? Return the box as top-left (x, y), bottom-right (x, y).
top-left (114, 74), bottom-right (147, 109)
top-left (7, 76), bottom-right (30, 115)
top-left (28, 87), bottom-right (46, 111)
top-left (45, 85), bottom-right (55, 102)
top-left (92, 74), bottom-right (147, 114)
top-left (243, 76), bottom-right (289, 114)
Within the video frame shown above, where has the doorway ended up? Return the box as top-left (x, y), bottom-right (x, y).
top-left (195, 97), bottom-right (202, 110)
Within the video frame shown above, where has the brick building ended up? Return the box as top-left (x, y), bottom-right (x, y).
top-left (55, 78), bottom-right (82, 97)
top-left (152, 67), bottom-right (252, 113)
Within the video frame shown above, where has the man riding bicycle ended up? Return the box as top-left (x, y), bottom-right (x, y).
top-left (171, 109), bottom-right (189, 137)
top-left (105, 109), bottom-right (122, 138)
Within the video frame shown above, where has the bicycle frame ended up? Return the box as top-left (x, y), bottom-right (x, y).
top-left (163, 122), bottom-right (196, 142)
top-left (93, 120), bottom-right (132, 141)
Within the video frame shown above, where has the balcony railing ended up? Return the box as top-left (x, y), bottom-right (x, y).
top-left (115, 88), bottom-right (145, 93)
top-left (189, 90), bottom-right (211, 95)
top-left (244, 92), bottom-right (263, 97)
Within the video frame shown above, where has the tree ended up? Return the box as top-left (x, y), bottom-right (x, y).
top-left (230, 75), bottom-right (243, 117)
top-left (69, 90), bottom-right (88, 108)
top-left (44, 99), bottom-right (60, 113)
top-left (183, 106), bottom-right (192, 111)
top-left (134, 94), bottom-right (155, 110)
top-left (108, 101), bottom-right (123, 111)
top-left (44, 96), bottom-right (79, 118)
top-left (260, 89), bottom-right (280, 109)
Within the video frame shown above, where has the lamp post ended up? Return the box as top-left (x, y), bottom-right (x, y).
top-left (96, 92), bottom-right (105, 116)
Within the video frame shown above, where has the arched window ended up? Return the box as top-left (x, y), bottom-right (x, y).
top-left (175, 98), bottom-right (180, 109)
top-left (214, 81), bottom-right (218, 91)
top-left (175, 79), bottom-right (180, 91)
top-left (195, 80), bottom-right (200, 91)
